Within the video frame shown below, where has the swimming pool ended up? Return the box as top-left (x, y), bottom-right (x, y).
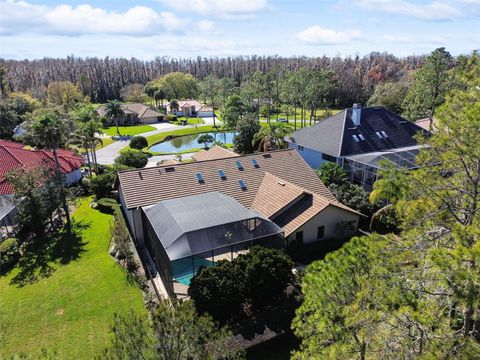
top-left (149, 132), bottom-right (235, 153)
top-left (171, 256), bottom-right (214, 285)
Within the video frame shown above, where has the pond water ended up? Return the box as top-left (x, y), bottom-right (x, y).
top-left (149, 132), bottom-right (235, 153)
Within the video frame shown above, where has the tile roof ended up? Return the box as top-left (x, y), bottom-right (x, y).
top-left (191, 145), bottom-right (239, 162)
top-left (0, 142), bottom-right (83, 195)
top-left (289, 106), bottom-right (429, 157)
top-left (167, 100), bottom-right (213, 113)
top-left (117, 149), bottom-right (360, 235)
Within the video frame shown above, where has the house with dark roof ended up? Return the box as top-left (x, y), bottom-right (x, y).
top-left (116, 149), bottom-right (360, 297)
top-left (97, 103), bottom-right (166, 125)
top-left (286, 104), bottom-right (430, 190)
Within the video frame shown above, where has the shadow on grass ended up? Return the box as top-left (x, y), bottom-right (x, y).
top-left (9, 220), bottom-right (90, 287)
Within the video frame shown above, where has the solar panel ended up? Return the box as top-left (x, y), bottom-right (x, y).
top-left (251, 159), bottom-right (259, 168)
top-left (236, 160), bottom-right (244, 170)
top-left (196, 173), bottom-right (204, 183)
top-left (239, 179), bottom-right (247, 190)
top-left (218, 169), bottom-right (226, 179)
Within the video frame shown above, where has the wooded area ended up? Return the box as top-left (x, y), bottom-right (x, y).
top-left (0, 52), bottom-right (425, 105)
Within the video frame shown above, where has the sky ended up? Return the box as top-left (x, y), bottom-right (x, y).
top-left (0, 0), bottom-right (478, 60)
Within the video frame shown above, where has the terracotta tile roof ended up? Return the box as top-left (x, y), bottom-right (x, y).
top-left (167, 100), bottom-right (213, 113)
top-left (251, 172), bottom-right (305, 218)
top-left (0, 140), bottom-right (25, 148)
top-left (191, 146), bottom-right (240, 162)
top-left (0, 142), bottom-right (83, 195)
top-left (158, 159), bottom-right (180, 166)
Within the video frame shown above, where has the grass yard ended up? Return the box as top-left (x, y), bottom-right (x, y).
top-left (102, 125), bottom-right (156, 136)
top-left (95, 137), bottom-right (114, 150)
top-left (146, 124), bottom-right (222, 147)
top-left (169, 116), bottom-right (205, 125)
top-left (0, 197), bottom-right (145, 359)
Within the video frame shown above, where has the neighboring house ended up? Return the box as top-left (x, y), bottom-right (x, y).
top-left (116, 149), bottom-right (360, 297)
top-left (97, 103), bottom-right (166, 125)
top-left (0, 194), bottom-right (17, 240)
top-left (0, 140), bottom-right (84, 195)
top-left (287, 104), bottom-right (430, 190)
top-left (415, 117), bottom-right (439, 133)
top-left (166, 100), bottom-right (214, 118)
top-left (191, 145), bottom-right (239, 162)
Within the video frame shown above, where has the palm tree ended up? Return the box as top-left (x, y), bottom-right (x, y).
top-left (154, 89), bottom-right (166, 109)
top-left (70, 120), bottom-right (103, 175)
top-left (70, 127), bottom-right (93, 176)
top-left (252, 123), bottom-right (288, 152)
top-left (32, 113), bottom-right (71, 233)
top-left (104, 100), bottom-right (124, 136)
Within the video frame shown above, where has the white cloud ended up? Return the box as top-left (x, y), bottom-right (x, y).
top-left (296, 26), bottom-right (361, 45)
top-left (158, 0), bottom-right (268, 17)
top-left (197, 20), bottom-right (216, 34)
top-left (0, 0), bottom-right (183, 35)
top-left (357, 0), bottom-right (463, 20)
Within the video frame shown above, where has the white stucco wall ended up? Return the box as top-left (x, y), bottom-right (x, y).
top-left (289, 205), bottom-right (359, 244)
top-left (198, 111), bottom-right (214, 118)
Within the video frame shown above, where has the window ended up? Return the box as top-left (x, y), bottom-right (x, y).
top-left (196, 173), bottom-right (204, 183)
top-left (322, 153), bottom-right (337, 162)
top-left (295, 231), bottom-right (304, 243)
top-left (218, 169), bottom-right (226, 179)
top-left (298, 145), bottom-right (304, 151)
top-left (317, 226), bottom-right (325, 240)
top-left (239, 179), bottom-right (247, 190)
top-left (235, 160), bottom-right (244, 170)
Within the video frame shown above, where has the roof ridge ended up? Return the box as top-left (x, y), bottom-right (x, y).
top-left (0, 146), bottom-right (23, 167)
top-left (337, 109), bottom-right (348, 156)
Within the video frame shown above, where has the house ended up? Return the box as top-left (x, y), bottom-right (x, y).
top-left (415, 117), bottom-right (439, 133)
top-left (0, 140), bottom-right (84, 238)
top-left (191, 145), bottom-right (239, 162)
top-left (0, 140), bottom-right (84, 195)
top-left (167, 100), bottom-right (214, 118)
top-left (286, 104), bottom-right (430, 190)
top-left (116, 149), bottom-right (360, 296)
top-left (97, 103), bottom-right (166, 125)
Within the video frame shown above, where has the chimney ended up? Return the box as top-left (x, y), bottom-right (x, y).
top-left (352, 103), bottom-right (362, 126)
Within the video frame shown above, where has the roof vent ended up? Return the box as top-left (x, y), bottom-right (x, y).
top-left (138, 171), bottom-right (143, 180)
top-left (352, 103), bottom-right (362, 126)
top-left (165, 167), bottom-right (175, 172)
top-left (251, 159), bottom-right (259, 168)
top-left (239, 179), bottom-right (247, 190)
top-left (218, 169), bottom-right (226, 179)
top-left (262, 154), bottom-right (272, 158)
top-left (278, 181), bottom-right (285, 186)
top-left (235, 160), bottom-right (244, 170)
top-left (196, 173), bottom-right (204, 183)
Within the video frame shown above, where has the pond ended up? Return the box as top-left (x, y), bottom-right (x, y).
top-left (149, 131), bottom-right (236, 153)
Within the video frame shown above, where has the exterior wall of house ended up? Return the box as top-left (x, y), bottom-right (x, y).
top-left (197, 111), bottom-right (214, 117)
top-left (289, 205), bottom-right (359, 245)
top-left (287, 142), bottom-right (328, 170)
top-left (141, 116), bottom-right (163, 124)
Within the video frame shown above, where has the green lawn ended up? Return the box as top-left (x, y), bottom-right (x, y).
top-left (0, 197), bottom-right (145, 359)
top-left (146, 125), bottom-right (222, 148)
top-left (102, 125), bottom-right (156, 136)
top-left (95, 137), bottom-right (114, 150)
top-left (169, 117), bottom-right (205, 125)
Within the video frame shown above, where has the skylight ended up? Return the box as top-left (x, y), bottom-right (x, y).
top-left (196, 173), bottom-right (204, 183)
top-left (358, 134), bottom-right (365, 141)
top-left (352, 135), bottom-right (360, 142)
top-left (239, 179), bottom-right (247, 190)
top-left (375, 132), bottom-right (383, 139)
top-left (381, 131), bottom-right (388, 139)
top-left (236, 160), bottom-right (244, 170)
top-left (218, 169), bottom-right (226, 179)
top-left (251, 159), bottom-right (259, 168)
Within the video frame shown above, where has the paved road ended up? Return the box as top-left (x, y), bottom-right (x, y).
top-left (95, 123), bottom-right (180, 165)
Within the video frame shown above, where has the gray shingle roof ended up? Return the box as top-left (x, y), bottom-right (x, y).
top-left (289, 107), bottom-right (429, 157)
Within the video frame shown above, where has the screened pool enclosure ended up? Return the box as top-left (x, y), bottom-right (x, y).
top-left (142, 192), bottom-right (284, 295)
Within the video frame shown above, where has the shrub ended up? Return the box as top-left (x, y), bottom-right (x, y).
top-left (97, 198), bottom-right (118, 214)
top-left (129, 136), bottom-right (148, 150)
top-left (166, 114), bottom-right (177, 122)
top-left (90, 172), bottom-right (116, 199)
top-left (115, 149), bottom-right (148, 169)
top-left (0, 238), bottom-right (20, 269)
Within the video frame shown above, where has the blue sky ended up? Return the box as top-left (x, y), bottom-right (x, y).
top-left (0, 0), bottom-right (478, 59)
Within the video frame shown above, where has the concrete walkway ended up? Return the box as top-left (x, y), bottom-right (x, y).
top-left (96, 123), bottom-right (187, 165)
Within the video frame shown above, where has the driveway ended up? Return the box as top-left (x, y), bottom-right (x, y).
top-left (201, 116), bottom-right (222, 126)
top-left (96, 123), bottom-right (180, 165)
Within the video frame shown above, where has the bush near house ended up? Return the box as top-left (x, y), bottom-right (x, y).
top-left (90, 172), bottom-right (117, 199)
top-left (0, 238), bottom-right (20, 269)
top-left (129, 136), bottom-right (148, 150)
top-left (114, 149), bottom-right (148, 168)
top-left (96, 198), bottom-right (118, 214)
